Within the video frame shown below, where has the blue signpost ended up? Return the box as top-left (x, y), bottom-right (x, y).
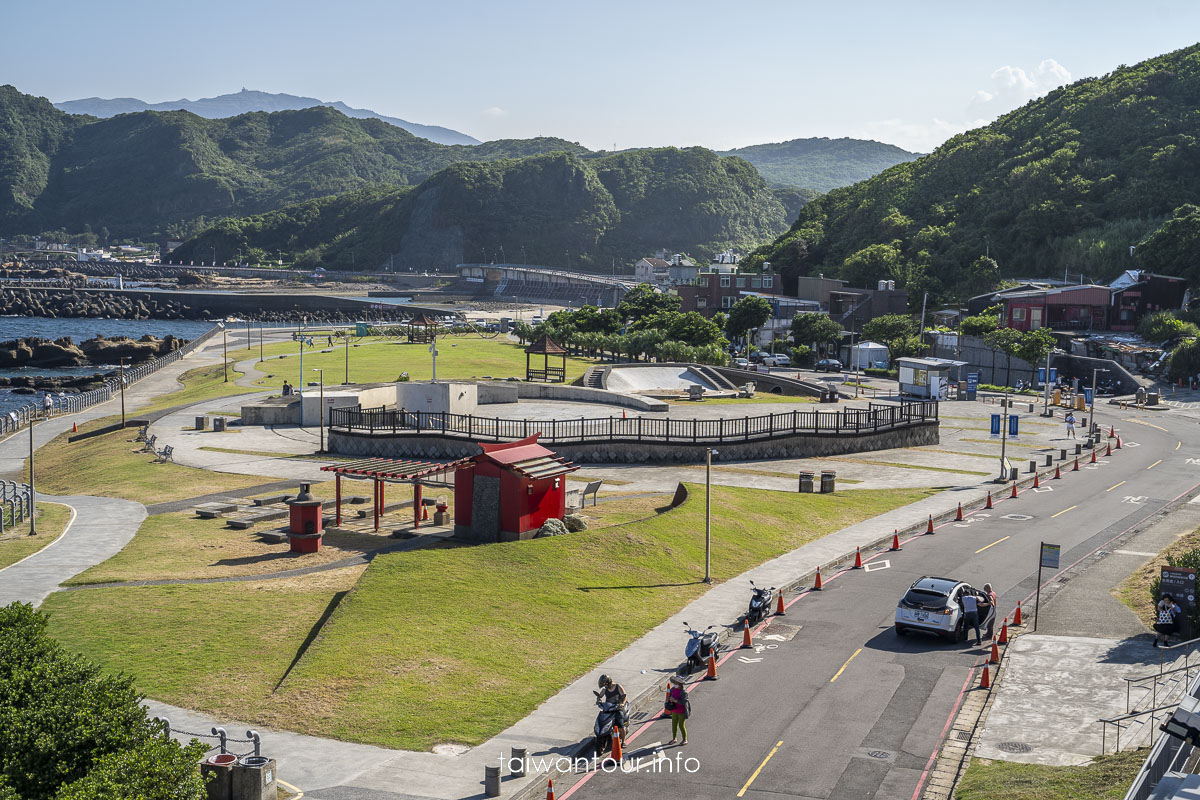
top-left (990, 414), bottom-right (1001, 438)
top-left (1009, 414), bottom-right (1020, 438)
top-left (966, 372), bottom-right (979, 401)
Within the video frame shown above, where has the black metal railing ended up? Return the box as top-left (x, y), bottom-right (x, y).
top-left (329, 401), bottom-right (938, 445)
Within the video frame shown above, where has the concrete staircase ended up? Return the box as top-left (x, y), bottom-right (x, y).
top-left (582, 366), bottom-right (606, 389)
top-left (1110, 654), bottom-right (1197, 751)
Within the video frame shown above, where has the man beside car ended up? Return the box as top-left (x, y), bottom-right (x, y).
top-left (961, 591), bottom-right (982, 646)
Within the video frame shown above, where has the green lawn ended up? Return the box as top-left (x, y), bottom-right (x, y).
top-left (41, 483), bottom-right (935, 750)
top-left (956, 749), bottom-right (1146, 799)
top-left (0, 502), bottom-right (73, 571)
top-left (139, 362), bottom-right (258, 414)
top-left (29, 418), bottom-right (266, 504)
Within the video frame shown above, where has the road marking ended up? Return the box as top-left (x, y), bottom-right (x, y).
top-left (976, 536), bottom-right (1010, 554)
top-left (1178, 442), bottom-right (1183, 451)
top-left (277, 780), bottom-right (303, 799)
top-left (737, 740), bottom-right (784, 797)
top-left (1148, 459), bottom-right (1162, 470)
top-left (1127, 418), bottom-right (1168, 432)
top-left (1050, 505), bottom-right (1077, 518)
top-left (863, 560), bottom-right (891, 572)
top-left (1106, 481), bottom-right (1126, 492)
top-left (1122, 496), bottom-right (1148, 505)
top-left (1114, 550), bottom-right (1158, 557)
top-left (1001, 513), bottom-right (1032, 521)
top-left (831, 648), bottom-right (863, 683)
top-left (1032, 486), bottom-right (1054, 493)
top-left (737, 656), bottom-right (764, 664)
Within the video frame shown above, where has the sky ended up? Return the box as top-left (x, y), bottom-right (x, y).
top-left (3, 1), bottom-right (1199, 153)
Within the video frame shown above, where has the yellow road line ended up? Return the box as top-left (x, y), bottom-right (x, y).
top-left (1148, 460), bottom-right (1162, 470)
top-left (1106, 481), bottom-right (1126, 492)
top-left (1051, 505), bottom-right (1077, 518)
top-left (737, 740), bottom-right (784, 797)
top-left (1126, 418), bottom-right (1168, 432)
top-left (831, 648), bottom-right (863, 682)
top-left (1177, 442), bottom-right (1182, 451)
top-left (278, 780), bottom-right (304, 799)
top-left (976, 536), bottom-right (1010, 554)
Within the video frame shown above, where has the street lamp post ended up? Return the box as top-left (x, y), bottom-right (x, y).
top-left (312, 368), bottom-right (325, 453)
top-left (1089, 367), bottom-right (1109, 435)
top-left (258, 321), bottom-right (264, 364)
top-left (119, 358), bottom-right (127, 427)
top-left (998, 389), bottom-right (1010, 482)
top-left (704, 447), bottom-right (718, 584)
top-left (343, 331), bottom-right (350, 384)
top-left (218, 322), bottom-right (228, 382)
top-left (28, 417), bottom-right (35, 536)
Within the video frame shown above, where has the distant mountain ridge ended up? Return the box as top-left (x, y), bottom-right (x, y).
top-left (53, 88), bottom-right (480, 146)
top-left (718, 137), bottom-right (919, 193)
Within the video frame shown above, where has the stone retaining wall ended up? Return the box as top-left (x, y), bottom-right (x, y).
top-left (328, 421), bottom-right (939, 464)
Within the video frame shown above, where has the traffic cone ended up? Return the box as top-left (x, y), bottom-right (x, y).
top-left (980, 664), bottom-right (991, 689)
top-left (422, 505), bottom-right (429, 520)
top-left (1090, 449), bottom-right (1097, 464)
top-left (1010, 482), bottom-right (1018, 498)
top-left (1106, 443), bottom-right (1112, 457)
top-left (611, 727), bottom-right (623, 760)
top-left (705, 653), bottom-right (719, 680)
top-left (813, 567), bottom-right (823, 590)
top-left (891, 530), bottom-right (901, 551)
top-left (622, 410), bottom-right (626, 419)
top-left (1014, 602), bottom-right (1023, 626)
top-left (985, 491), bottom-right (993, 509)
top-left (1116, 436), bottom-right (1122, 449)
top-left (776, 591), bottom-right (786, 615)
top-left (999, 618), bottom-right (1009, 645)
top-left (743, 620), bottom-right (754, 648)
top-left (955, 503), bottom-right (964, 521)
top-left (1109, 425), bottom-right (1115, 438)
top-left (71, 421), bottom-right (77, 433)
top-left (990, 638), bottom-right (1001, 664)
top-left (1033, 473), bottom-right (1040, 488)
top-left (1073, 457), bottom-right (1080, 471)
top-left (1054, 464), bottom-right (1061, 479)
top-left (546, 779), bottom-right (556, 800)
top-left (927, 514), bottom-right (934, 534)
top-left (853, 546), bottom-right (863, 568)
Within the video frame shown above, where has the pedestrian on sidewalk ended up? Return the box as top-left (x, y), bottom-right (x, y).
top-left (983, 583), bottom-right (998, 639)
top-left (665, 674), bottom-right (688, 746)
top-left (1154, 594), bottom-right (1181, 647)
top-left (960, 591), bottom-right (982, 646)
top-left (1064, 411), bottom-right (1076, 439)
top-left (42, 392), bottom-right (53, 418)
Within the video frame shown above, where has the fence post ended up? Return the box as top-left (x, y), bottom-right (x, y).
top-left (637, 416), bottom-right (642, 441)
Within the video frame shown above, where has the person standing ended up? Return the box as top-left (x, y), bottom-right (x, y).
top-left (665, 674), bottom-right (688, 746)
top-left (1064, 411), bottom-right (1076, 439)
top-left (42, 392), bottom-right (53, 418)
top-left (983, 583), bottom-right (999, 639)
top-left (1155, 594), bottom-right (1181, 647)
top-left (961, 591), bottom-right (982, 646)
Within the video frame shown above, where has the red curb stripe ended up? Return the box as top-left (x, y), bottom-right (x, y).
top-left (909, 663), bottom-right (979, 800)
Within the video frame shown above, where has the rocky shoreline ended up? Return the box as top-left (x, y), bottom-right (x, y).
top-left (0, 334), bottom-right (185, 392)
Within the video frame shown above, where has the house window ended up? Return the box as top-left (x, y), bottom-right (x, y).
top-left (736, 277), bottom-right (747, 288)
top-left (719, 276), bottom-right (731, 288)
top-left (696, 297), bottom-right (707, 308)
top-left (1012, 307), bottom-right (1026, 322)
top-left (722, 295), bottom-right (734, 309)
top-left (763, 275), bottom-right (773, 289)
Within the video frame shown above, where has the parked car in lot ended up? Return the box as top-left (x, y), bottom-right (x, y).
top-left (814, 358), bottom-right (842, 373)
top-left (748, 350), bottom-right (765, 363)
top-left (732, 357), bottom-right (751, 369)
top-left (761, 353), bottom-right (791, 367)
top-left (895, 577), bottom-right (995, 642)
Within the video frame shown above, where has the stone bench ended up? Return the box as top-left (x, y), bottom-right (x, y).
top-left (194, 502), bottom-right (239, 519)
top-left (252, 494), bottom-right (291, 506)
top-left (226, 507), bottom-right (289, 529)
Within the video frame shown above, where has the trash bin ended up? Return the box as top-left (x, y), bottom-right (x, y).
top-left (799, 471), bottom-right (815, 493)
top-left (200, 753), bottom-right (236, 800)
top-left (195, 416), bottom-right (207, 430)
top-left (1076, 395), bottom-right (1086, 411)
top-left (213, 417), bottom-right (226, 432)
top-left (820, 470), bottom-right (836, 493)
top-left (1148, 391), bottom-right (1160, 406)
top-left (355, 322), bottom-right (370, 337)
top-left (231, 756), bottom-right (276, 800)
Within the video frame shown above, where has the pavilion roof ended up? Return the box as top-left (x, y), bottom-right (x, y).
top-left (525, 335), bottom-right (566, 355)
top-left (321, 457), bottom-right (465, 480)
top-left (408, 313), bottom-right (441, 327)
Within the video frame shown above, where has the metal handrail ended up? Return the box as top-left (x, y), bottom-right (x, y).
top-left (1125, 660), bottom-right (1197, 713)
top-left (1101, 703), bottom-right (1182, 754)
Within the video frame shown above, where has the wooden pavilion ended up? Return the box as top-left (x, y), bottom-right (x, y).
top-left (320, 458), bottom-right (461, 532)
top-left (524, 335), bottom-right (567, 383)
top-left (407, 313), bottom-right (440, 344)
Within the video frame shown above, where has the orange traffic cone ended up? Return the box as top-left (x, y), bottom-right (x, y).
top-left (980, 664), bottom-right (991, 689)
top-left (990, 638), bottom-right (1001, 664)
top-left (1090, 449), bottom-right (1097, 464)
top-left (1010, 482), bottom-right (1018, 498)
top-left (71, 421), bottom-right (77, 433)
top-left (422, 505), bottom-right (429, 520)
top-left (1033, 473), bottom-right (1040, 488)
top-left (1117, 436), bottom-right (1122, 449)
top-left (955, 503), bottom-right (964, 521)
top-left (999, 618), bottom-right (1009, 645)
top-left (813, 567), bottom-right (823, 590)
top-left (891, 530), bottom-right (901, 551)
top-left (1054, 465), bottom-right (1061, 479)
top-left (926, 515), bottom-right (934, 534)
top-left (611, 727), bottom-right (623, 760)
top-left (1014, 602), bottom-right (1023, 626)
top-left (1106, 443), bottom-right (1112, 457)
top-left (985, 491), bottom-right (993, 509)
top-left (622, 410), bottom-right (626, 419)
top-left (1072, 457), bottom-right (1080, 471)
top-left (705, 653), bottom-right (719, 680)
top-left (776, 591), bottom-right (786, 615)
top-left (853, 546), bottom-right (863, 568)
top-left (743, 620), bottom-right (754, 648)
top-left (547, 779), bottom-right (556, 800)
top-left (1109, 425), bottom-right (1115, 437)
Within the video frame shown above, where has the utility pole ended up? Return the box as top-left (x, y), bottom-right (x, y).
top-left (220, 323), bottom-right (228, 382)
top-left (1043, 350), bottom-right (1052, 417)
top-left (704, 447), bottom-right (715, 584)
top-left (119, 358), bottom-right (127, 427)
top-left (1089, 368), bottom-right (1109, 435)
top-left (27, 417), bottom-right (35, 535)
top-left (998, 389), bottom-right (1010, 482)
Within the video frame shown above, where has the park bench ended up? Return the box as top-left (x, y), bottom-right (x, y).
top-left (193, 502), bottom-right (239, 519)
top-left (135, 424), bottom-right (149, 442)
top-left (252, 494), bottom-right (290, 506)
top-left (141, 434), bottom-right (157, 453)
top-left (154, 445), bottom-right (174, 463)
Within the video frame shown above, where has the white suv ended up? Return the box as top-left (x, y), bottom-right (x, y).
top-left (895, 577), bottom-right (995, 642)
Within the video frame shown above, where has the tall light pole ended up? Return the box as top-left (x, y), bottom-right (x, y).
top-left (704, 447), bottom-right (717, 584)
top-left (246, 319), bottom-right (252, 351)
top-left (343, 331), bottom-right (350, 384)
top-left (1089, 367), bottom-right (1109, 435)
top-left (218, 322), bottom-right (228, 382)
top-left (258, 321), bottom-right (264, 364)
top-left (998, 389), bottom-right (1010, 482)
top-left (312, 368), bottom-right (325, 453)
top-left (119, 358), bottom-right (128, 427)
top-left (28, 417), bottom-right (36, 536)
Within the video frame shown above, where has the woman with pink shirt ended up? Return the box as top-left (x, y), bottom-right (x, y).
top-left (665, 674), bottom-right (688, 745)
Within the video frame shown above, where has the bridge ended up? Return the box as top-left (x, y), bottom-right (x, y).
top-left (457, 263), bottom-right (636, 306)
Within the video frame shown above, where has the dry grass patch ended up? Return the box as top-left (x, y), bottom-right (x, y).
top-left (0, 502), bottom-right (73, 570)
top-left (1115, 524), bottom-right (1200, 629)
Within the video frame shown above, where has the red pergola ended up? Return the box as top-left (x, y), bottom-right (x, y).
top-left (321, 458), bottom-right (464, 531)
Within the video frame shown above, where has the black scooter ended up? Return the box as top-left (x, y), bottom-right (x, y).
top-left (593, 695), bottom-right (628, 754)
top-left (683, 621), bottom-right (720, 673)
top-left (747, 580), bottom-right (776, 626)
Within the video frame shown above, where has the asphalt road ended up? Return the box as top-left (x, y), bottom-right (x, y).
top-left (560, 408), bottom-right (1200, 800)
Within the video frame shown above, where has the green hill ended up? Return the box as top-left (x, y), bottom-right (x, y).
top-left (745, 44), bottom-right (1200, 302)
top-left (0, 85), bottom-right (585, 239)
top-left (170, 148), bottom-right (789, 270)
top-left (718, 138), bottom-right (919, 192)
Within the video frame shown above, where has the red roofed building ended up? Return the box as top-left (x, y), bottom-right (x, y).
top-left (453, 435), bottom-right (579, 542)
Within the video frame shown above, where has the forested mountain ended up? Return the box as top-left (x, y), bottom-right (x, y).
top-left (0, 85), bottom-right (583, 239)
top-left (719, 138), bottom-right (919, 192)
top-left (170, 148), bottom-right (789, 270)
top-left (54, 88), bottom-right (479, 145)
top-left (744, 44), bottom-right (1200, 304)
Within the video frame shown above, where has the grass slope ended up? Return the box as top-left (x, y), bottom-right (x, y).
top-left (0, 502), bottom-right (72, 570)
top-left (956, 749), bottom-right (1146, 800)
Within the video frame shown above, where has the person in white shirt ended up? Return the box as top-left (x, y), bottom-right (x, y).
top-left (960, 592), bottom-right (982, 646)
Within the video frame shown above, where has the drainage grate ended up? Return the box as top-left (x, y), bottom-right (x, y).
top-left (867, 750), bottom-right (890, 759)
top-left (954, 730), bottom-right (972, 742)
top-left (997, 741), bottom-right (1033, 753)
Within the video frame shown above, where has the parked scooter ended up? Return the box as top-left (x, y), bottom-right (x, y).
top-left (683, 621), bottom-right (720, 673)
top-left (746, 580), bottom-right (776, 626)
top-left (592, 695), bottom-right (628, 754)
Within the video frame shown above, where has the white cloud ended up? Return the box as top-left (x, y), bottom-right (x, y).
top-left (970, 59), bottom-right (1073, 111)
top-left (855, 117), bottom-right (988, 154)
top-left (482, 106), bottom-right (506, 117)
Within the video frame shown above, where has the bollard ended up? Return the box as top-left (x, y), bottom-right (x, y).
top-left (1028, 459), bottom-right (1037, 474)
top-left (1059, 448), bottom-right (1067, 461)
top-left (511, 747), bottom-right (526, 777)
top-left (1074, 443), bottom-right (1082, 455)
top-left (1044, 454), bottom-right (1053, 467)
top-left (485, 765), bottom-right (501, 798)
top-left (195, 416), bottom-right (207, 430)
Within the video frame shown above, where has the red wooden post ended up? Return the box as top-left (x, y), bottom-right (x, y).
top-left (335, 473), bottom-right (342, 527)
top-left (414, 481), bottom-right (423, 530)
